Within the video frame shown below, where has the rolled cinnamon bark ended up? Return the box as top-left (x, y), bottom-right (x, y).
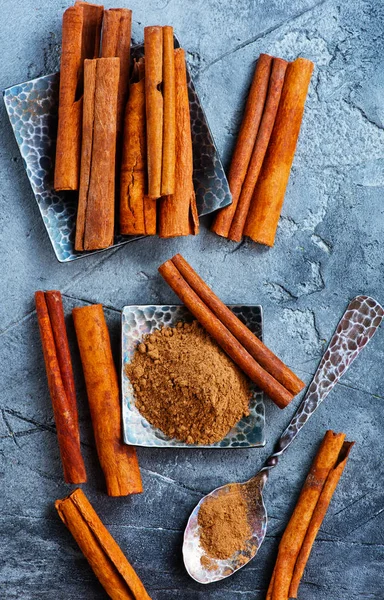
top-left (159, 259), bottom-right (293, 408)
top-left (143, 195), bottom-right (157, 235)
top-left (161, 26), bottom-right (176, 196)
top-left (75, 57), bottom-right (119, 251)
top-left (159, 49), bottom-right (199, 238)
top-left (144, 26), bottom-right (163, 199)
top-left (228, 58), bottom-right (288, 242)
top-left (268, 431), bottom-right (353, 600)
top-left (244, 57), bottom-right (314, 247)
top-left (72, 304), bottom-right (142, 496)
top-left (211, 54), bottom-right (272, 238)
top-left (54, 1), bottom-right (103, 191)
top-left (101, 8), bottom-right (132, 140)
top-left (171, 253), bottom-right (304, 395)
top-left (120, 59), bottom-right (148, 235)
top-left (35, 291), bottom-right (86, 484)
top-left (56, 488), bottom-right (151, 600)
top-left (289, 440), bottom-right (354, 598)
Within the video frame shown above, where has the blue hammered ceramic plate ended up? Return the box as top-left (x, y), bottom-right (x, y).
top-left (2, 39), bottom-right (231, 262)
top-left (121, 305), bottom-right (265, 448)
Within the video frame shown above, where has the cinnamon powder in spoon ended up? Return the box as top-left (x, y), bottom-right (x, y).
top-left (198, 485), bottom-right (251, 560)
top-left (126, 321), bottom-right (251, 445)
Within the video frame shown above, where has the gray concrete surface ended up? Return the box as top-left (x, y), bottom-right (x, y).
top-left (1, 0), bottom-right (384, 598)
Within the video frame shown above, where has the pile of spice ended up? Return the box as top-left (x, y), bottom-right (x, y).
top-left (198, 485), bottom-right (251, 561)
top-left (126, 321), bottom-right (251, 444)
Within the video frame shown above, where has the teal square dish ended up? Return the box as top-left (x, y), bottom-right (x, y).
top-left (121, 305), bottom-right (265, 448)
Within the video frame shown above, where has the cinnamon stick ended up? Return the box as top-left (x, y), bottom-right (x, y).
top-left (158, 259), bottom-right (294, 408)
top-left (161, 26), bottom-right (176, 196)
top-left (54, 1), bottom-right (103, 191)
top-left (289, 441), bottom-right (354, 598)
top-left (120, 59), bottom-right (148, 235)
top-left (267, 431), bottom-right (353, 600)
top-left (228, 58), bottom-right (288, 242)
top-left (143, 194), bottom-right (157, 235)
top-left (56, 488), bottom-right (151, 600)
top-left (35, 291), bottom-right (86, 484)
top-left (159, 49), bottom-right (199, 238)
top-left (144, 26), bottom-right (163, 199)
top-left (75, 57), bottom-right (120, 251)
top-left (211, 54), bottom-right (272, 238)
top-left (72, 304), bottom-right (142, 496)
top-left (101, 8), bottom-right (132, 140)
top-left (171, 253), bottom-right (304, 395)
top-left (244, 57), bottom-right (314, 247)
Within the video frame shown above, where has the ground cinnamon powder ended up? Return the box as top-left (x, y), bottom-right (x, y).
top-left (198, 484), bottom-right (251, 560)
top-left (126, 321), bottom-right (251, 445)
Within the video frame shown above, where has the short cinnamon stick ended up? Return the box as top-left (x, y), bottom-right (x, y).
top-left (244, 57), bottom-right (314, 247)
top-left (54, 1), bottom-right (103, 191)
top-left (144, 26), bottom-right (163, 199)
top-left (267, 431), bottom-right (353, 600)
top-left (171, 253), bottom-right (304, 395)
top-left (101, 8), bottom-right (132, 140)
top-left (120, 59), bottom-right (148, 235)
top-left (56, 488), bottom-right (151, 600)
top-left (161, 26), bottom-right (176, 196)
top-left (211, 54), bottom-right (273, 238)
top-left (72, 304), bottom-right (142, 496)
top-left (35, 291), bottom-right (86, 484)
top-left (159, 49), bottom-right (199, 238)
top-left (289, 440), bottom-right (354, 598)
top-left (228, 58), bottom-right (288, 242)
top-left (143, 194), bottom-right (157, 235)
top-left (75, 57), bottom-right (120, 251)
top-left (159, 259), bottom-right (294, 408)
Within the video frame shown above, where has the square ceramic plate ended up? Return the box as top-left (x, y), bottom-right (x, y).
top-left (121, 305), bottom-right (265, 448)
top-left (2, 38), bottom-right (231, 262)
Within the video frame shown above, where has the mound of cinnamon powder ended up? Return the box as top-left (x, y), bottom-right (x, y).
top-left (198, 484), bottom-right (251, 560)
top-left (126, 321), bottom-right (251, 445)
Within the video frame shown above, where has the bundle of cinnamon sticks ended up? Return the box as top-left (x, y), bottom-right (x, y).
top-left (159, 254), bottom-right (305, 408)
top-left (267, 430), bottom-right (354, 599)
top-left (35, 290), bottom-right (142, 496)
top-left (54, 1), bottom-right (199, 251)
top-left (212, 53), bottom-right (314, 247)
top-left (56, 488), bottom-right (151, 599)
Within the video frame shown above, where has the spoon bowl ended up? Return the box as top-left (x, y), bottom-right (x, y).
top-left (183, 473), bottom-right (268, 583)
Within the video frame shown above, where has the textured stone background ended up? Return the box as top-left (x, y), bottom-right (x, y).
top-left (1, 0), bottom-right (384, 598)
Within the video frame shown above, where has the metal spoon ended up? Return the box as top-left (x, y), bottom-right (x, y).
top-left (183, 295), bottom-right (383, 584)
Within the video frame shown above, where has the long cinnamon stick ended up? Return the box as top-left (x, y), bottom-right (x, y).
top-left (161, 26), bottom-right (176, 196)
top-left (101, 8), bottom-right (132, 140)
top-left (56, 488), bottom-right (151, 600)
top-left (35, 291), bottom-right (86, 484)
top-left (171, 253), bottom-right (304, 395)
top-left (289, 440), bottom-right (354, 598)
top-left (211, 54), bottom-right (272, 238)
top-left (72, 304), bottom-right (142, 496)
top-left (267, 431), bottom-right (352, 600)
top-left (54, 1), bottom-right (103, 191)
top-left (75, 57), bottom-right (119, 251)
top-left (144, 26), bottom-right (163, 199)
top-left (120, 59), bottom-right (147, 235)
top-left (159, 259), bottom-right (293, 408)
top-left (244, 57), bottom-right (314, 247)
top-left (159, 49), bottom-right (199, 238)
top-left (228, 58), bottom-right (288, 242)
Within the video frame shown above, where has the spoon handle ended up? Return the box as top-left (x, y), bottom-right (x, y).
top-left (262, 295), bottom-right (383, 473)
